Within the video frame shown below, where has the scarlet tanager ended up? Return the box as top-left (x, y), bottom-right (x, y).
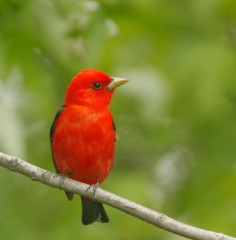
top-left (50, 69), bottom-right (128, 225)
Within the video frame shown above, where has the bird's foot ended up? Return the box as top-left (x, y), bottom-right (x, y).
top-left (57, 172), bottom-right (72, 189)
top-left (57, 172), bottom-right (74, 200)
top-left (86, 182), bottom-right (100, 201)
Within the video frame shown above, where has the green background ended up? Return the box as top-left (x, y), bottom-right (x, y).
top-left (0, 0), bottom-right (236, 239)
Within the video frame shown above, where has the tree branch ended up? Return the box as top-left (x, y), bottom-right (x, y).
top-left (0, 151), bottom-right (235, 240)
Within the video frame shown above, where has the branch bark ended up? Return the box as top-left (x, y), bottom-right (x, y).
top-left (0, 151), bottom-right (235, 240)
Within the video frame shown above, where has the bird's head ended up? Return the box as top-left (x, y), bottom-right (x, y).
top-left (65, 69), bottom-right (128, 108)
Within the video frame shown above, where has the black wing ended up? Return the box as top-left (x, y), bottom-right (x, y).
top-left (49, 105), bottom-right (75, 200)
top-left (112, 118), bottom-right (118, 141)
top-left (49, 105), bottom-right (65, 173)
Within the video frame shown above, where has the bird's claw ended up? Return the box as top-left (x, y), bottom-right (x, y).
top-left (58, 172), bottom-right (72, 190)
top-left (86, 182), bottom-right (100, 201)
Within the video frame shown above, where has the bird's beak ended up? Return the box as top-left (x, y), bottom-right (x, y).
top-left (107, 77), bottom-right (128, 90)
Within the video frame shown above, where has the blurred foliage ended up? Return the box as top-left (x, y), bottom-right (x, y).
top-left (0, 0), bottom-right (236, 239)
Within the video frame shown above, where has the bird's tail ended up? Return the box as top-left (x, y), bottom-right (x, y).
top-left (81, 197), bottom-right (109, 225)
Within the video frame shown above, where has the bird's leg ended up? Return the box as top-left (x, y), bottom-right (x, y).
top-left (58, 172), bottom-right (73, 190)
top-left (56, 172), bottom-right (75, 200)
top-left (86, 178), bottom-right (100, 201)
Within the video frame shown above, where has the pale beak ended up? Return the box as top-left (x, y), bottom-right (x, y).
top-left (107, 77), bottom-right (128, 90)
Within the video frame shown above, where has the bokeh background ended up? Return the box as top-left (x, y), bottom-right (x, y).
top-left (1, 0), bottom-right (236, 239)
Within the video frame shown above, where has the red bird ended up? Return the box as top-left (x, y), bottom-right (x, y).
top-left (50, 69), bottom-right (128, 225)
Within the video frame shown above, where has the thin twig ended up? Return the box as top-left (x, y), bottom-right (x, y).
top-left (0, 151), bottom-right (235, 240)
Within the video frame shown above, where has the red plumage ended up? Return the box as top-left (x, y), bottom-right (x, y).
top-left (50, 69), bottom-right (128, 224)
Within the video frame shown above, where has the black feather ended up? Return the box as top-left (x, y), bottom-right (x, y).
top-left (49, 105), bottom-right (65, 172)
top-left (50, 105), bottom-right (75, 200)
top-left (112, 118), bottom-right (118, 141)
top-left (81, 198), bottom-right (109, 225)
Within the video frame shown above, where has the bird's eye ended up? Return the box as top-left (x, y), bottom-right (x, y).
top-left (92, 82), bottom-right (102, 90)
